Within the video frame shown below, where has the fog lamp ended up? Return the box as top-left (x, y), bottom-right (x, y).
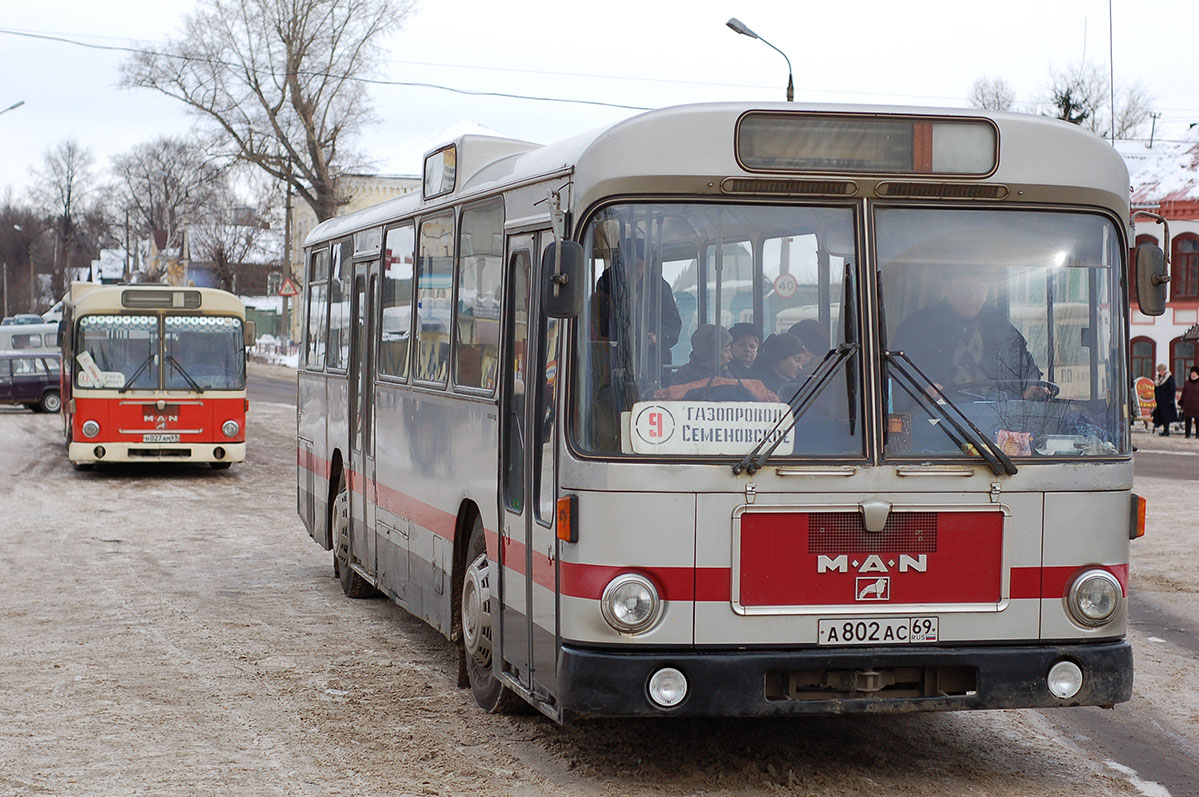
top-left (1047, 660), bottom-right (1083, 699)
top-left (213, 447), bottom-right (226, 460)
top-left (82, 420), bottom-right (100, 438)
top-left (600, 573), bottom-right (661, 634)
top-left (93, 446), bottom-right (106, 459)
top-left (1066, 569), bottom-right (1121, 627)
top-left (648, 667), bottom-right (688, 708)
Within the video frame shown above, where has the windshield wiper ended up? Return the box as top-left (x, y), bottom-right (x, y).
top-left (167, 355), bottom-right (205, 393)
top-left (884, 350), bottom-right (1016, 476)
top-left (118, 354), bottom-right (155, 393)
top-left (733, 342), bottom-right (858, 475)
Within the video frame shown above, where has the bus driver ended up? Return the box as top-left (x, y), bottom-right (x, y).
top-left (893, 270), bottom-right (1050, 401)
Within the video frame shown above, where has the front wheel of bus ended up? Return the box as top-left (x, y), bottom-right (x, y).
top-left (461, 520), bottom-right (523, 713)
top-left (333, 483), bottom-right (376, 599)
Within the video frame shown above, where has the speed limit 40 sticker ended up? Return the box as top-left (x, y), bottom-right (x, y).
top-left (817, 617), bottom-right (939, 646)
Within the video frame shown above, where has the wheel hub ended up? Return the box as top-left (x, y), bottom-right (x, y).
top-left (462, 553), bottom-right (494, 668)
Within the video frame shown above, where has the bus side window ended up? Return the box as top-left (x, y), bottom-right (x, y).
top-left (454, 198), bottom-right (504, 391)
top-left (305, 248), bottom-right (329, 369)
top-left (379, 225), bottom-right (415, 380)
top-left (415, 212), bottom-right (454, 384)
top-left (327, 241), bottom-right (351, 372)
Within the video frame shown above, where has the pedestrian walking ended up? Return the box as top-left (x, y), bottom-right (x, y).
top-left (1153, 363), bottom-right (1178, 436)
top-left (1180, 366), bottom-right (1199, 438)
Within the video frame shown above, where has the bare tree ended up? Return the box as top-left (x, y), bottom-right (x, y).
top-left (968, 77), bottom-right (1015, 111)
top-left (121, 0), bottom-right (412, 223)
top-left (1044, 63), bottom-right (1154, 139)
top-left (189, 175), bottom-right (283, 293)
top-left (110, 136), bottom-right (227, 257)
top-left (0, 194), bottom-right (49, 315)
top-left (27, 140), bottom-right (112, 305)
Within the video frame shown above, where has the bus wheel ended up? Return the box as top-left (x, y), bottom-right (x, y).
top-left (461, 519), bottom-right (523, 713)
top-left (39, 391), bottom-right (61, 414)
top-left (333, 485), bottom-right (376, 598)
top-left (71, 462), bottom-right (93, 471)
top-left (210, 462), bottom-right (232, 470)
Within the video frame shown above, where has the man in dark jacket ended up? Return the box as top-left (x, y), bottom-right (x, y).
top-left (592, 239), bottom-right (682, 383)
top-left (893, 271), bottom-right (1048, 400)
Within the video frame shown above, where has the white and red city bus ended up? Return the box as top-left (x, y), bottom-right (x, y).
top-left (61, 283), bottom-right (250, 469)
top-left (297, 104), bottom-right (1152, 722)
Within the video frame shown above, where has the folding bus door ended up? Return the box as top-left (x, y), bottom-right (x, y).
top-left (499, 231), bottom-right (562, 704)
top-left (348, 260), bottom-right (380, 580)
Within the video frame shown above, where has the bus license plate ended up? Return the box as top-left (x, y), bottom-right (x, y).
top-left (817, 617), bottom-right (938, 646)
top-left (143, 433), bottom-right (180, 443)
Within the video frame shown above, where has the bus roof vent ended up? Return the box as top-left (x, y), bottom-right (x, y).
top-left (121, 289), bottom-right (202, 309)
top-left (876, 181), bottom-right (1009, 200)
top-left (721, 177), bottom-right (858, 197)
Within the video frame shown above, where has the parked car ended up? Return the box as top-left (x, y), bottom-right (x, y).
top-left (0, 352), bottom-right (61, 413)
top-left (1, 314), bottom-right (44, 326)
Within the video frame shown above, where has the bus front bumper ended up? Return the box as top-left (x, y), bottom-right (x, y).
top-left (69, 441), bottom-right (246, 465)
top-left (556, 640), bottom-right (1132, 721)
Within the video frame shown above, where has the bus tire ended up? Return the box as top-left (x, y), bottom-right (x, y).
top-left (210, 462), bottom-right (232, 470)
top-left (39, 390), bottom-right (61, 414)
top-left (461, 518), bottom-right (524, 714)
top-left (333, 484), bottom-right (376, 598)
top-left (72, 462), bottom-right (93, 471)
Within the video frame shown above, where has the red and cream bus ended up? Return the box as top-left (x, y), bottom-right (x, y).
top-left (297, 103), bottom-right (1156, 722)
top-left (61, 283), bottom-right (250, 470)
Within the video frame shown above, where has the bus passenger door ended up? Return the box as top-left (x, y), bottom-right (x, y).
top-left (349, 261), bottom-right (379, 580)
top-left (500, 232), bottom-right (562, 704)
top-left (499, 236), bottom-right (534, 693)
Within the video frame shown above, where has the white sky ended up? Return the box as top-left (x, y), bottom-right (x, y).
top-left (1, 0), bottom-right (1197, 200)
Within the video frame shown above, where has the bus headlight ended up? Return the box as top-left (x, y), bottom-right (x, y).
top-left (221, 420), bottom-right (240, 438)
top-left (81, 420), bottom-right (100, 438)
top-left (600, 573), bottom-right (661, 634)
top-left (1066, 569), bottom-right (1122, 627)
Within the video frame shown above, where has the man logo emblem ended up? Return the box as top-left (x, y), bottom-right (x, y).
top-left (856, 576), bottom-right (890, 601)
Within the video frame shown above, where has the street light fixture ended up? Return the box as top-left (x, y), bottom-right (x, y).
top-left (0, 100), bottom-right (25, 116)
top-left (726, 19), bottom-right (793, 102)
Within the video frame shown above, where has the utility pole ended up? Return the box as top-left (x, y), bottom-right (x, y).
top-left (2, 262), bottom-right (7, 317)
top-left (1149, 112), bottom-right (1162, 148)
top-left (282, 159), bottom-right (294, 345)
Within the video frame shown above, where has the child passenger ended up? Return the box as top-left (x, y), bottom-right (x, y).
top-left (727, 322), bottom-right (762, 379)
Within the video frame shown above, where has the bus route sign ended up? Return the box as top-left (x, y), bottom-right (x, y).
top-left (628, 401), bottom-right (794, 456)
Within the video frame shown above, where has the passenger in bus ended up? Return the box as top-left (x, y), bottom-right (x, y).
top-left (786, 319), bottom-right (830, 364)
top-left (893, 271), bottom-right (1048, 400)
top-left (592, 239), bottom-right (682, 382)
top-left (671, 324), bottom-right (732, 386)
top-left (727, 322), bottom-right (761, 378)
top-left (749, 333), bottom-right (807, 396)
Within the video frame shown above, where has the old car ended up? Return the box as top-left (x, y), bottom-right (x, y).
top-left (0, 352), bottom-right (61, 413)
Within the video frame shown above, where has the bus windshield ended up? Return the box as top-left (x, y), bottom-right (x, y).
top-left (877, 208), bottom-right (1128, 458)
top-left (164, 315), bottom-right (246, 390)
top-left (76, 314), bottom-right (159, 389)
top-left (573, 202), bottom-right (863, 459)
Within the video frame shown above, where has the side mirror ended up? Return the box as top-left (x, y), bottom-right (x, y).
top-left (541, 241), bottom-right (584, 319)
top-left (244, 319), bottom-right (257, 346)
top-left (1135, 244), bottom-right (1168, 316)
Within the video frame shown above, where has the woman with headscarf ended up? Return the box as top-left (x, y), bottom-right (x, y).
top-left (1153, 363), bottom-right (1178, 436)
top-left (671, 324), bottom-right (732, 386)
top-left (749, 333), bottom-right (807, 396)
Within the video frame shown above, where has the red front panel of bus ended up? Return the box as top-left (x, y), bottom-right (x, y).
top-left (738, 511), bottom-right (1003, 607)
top-left (72, 397), bottom-right (246, 443)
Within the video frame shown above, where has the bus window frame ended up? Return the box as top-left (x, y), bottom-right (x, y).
top-left (303, 246), bottom-right (329, 372)
top-left (377, 221), bottom-right (417, 386)
top-left (451, 196), bottom-right (505, 397)
top-left (412, 210), bottom-right (456, 389)
top-left (326, 239), bottom-right (352, 375)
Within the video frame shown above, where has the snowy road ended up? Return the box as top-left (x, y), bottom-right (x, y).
top-left (0, 393), bottom-right (1195, 796)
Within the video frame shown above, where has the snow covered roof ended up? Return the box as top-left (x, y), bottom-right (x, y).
top-left (1116, 127), bottom-right (1199, 206)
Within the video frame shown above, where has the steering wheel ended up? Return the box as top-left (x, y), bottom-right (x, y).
top-left (939, 379), bottom-right (1059, 401)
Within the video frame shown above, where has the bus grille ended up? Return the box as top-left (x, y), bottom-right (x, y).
top-left (807, 512), bottom-right (937, 554)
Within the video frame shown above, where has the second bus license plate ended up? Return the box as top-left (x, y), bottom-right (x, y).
top-left (143, 433), bottom-right (180, 443)
top-left (817, 617), bottom-right (939, 646)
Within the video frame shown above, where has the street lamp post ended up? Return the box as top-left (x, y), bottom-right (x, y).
top-left (726, 18), bottom-right (793, 102)
top-left (0, 100), bottom-right (24, 117)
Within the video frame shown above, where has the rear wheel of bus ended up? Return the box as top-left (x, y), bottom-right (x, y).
top-left (332, 479), bottom-right (376, 598)
top-left (461, 517), bottom-right (523, 713)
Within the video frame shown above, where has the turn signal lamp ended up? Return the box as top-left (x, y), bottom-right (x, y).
top-left (1130, 494), bottom-right (1146, 540)
top-left (556, 495), bottom-right (577, 542)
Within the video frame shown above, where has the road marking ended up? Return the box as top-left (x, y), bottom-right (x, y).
top-left (1104, 760), bottom-right (1171, 797)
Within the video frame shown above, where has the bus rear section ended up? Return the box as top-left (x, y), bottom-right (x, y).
top-left (62, 284), bottom-right (249, 469)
